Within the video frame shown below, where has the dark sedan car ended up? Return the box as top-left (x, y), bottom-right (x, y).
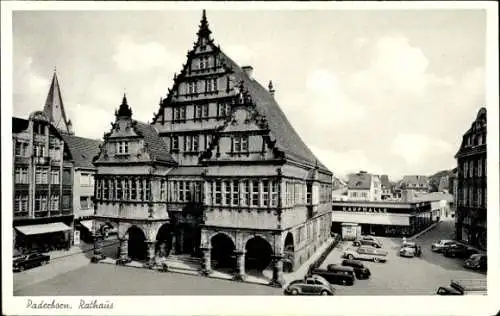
top-left (13, 253), bottom-right (50, 272)
top-left (443, 244), bottom-right (478, 258)
top-left (284, 275), bottom-right (336, 296)
top-left (464, 254), bottom-right (487, 271)
top-left (340, 259), bottom-right (371, 279)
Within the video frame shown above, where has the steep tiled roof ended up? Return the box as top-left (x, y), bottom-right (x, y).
top-left (219, 52), bottom-right (330, 174)
top-left (347, 172), bottom-right (372, 189)
top-left (12, 117), bottom-right (29, 133)
top-left (61, 134), bottom-right (102, 169)
top-left (134, 121), bottom-right (176, 165)
top-left (402, 175), bottom-right (429, 187)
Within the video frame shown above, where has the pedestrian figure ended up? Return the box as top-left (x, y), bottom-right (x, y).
top-left (402, 236), bottom-right (407, 246)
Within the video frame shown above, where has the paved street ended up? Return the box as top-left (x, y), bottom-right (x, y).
top-left (320, 218), bottom-right (486, 295)
top-left (14, 263), bottom-right (282, 296)
top-left (14, 238), bottom-right (119, 292)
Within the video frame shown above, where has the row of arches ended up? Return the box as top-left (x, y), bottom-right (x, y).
top-left (98, 222), bottom-right (297, 273)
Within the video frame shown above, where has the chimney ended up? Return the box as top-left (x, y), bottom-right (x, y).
top-left (268, 80), bottom-right (275, 97)
top-left (242, 66), bottom-right (254, 79)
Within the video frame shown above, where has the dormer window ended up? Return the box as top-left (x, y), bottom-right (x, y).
top-left (232, 135), bottom-right (249, 153)
top-left (116, 141), bottom-right (128, 154)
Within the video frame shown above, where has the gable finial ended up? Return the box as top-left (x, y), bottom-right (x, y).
top-left (197, 9), bottom-right (212, 41)
top-left (116, 93), bottom-right (133, 119)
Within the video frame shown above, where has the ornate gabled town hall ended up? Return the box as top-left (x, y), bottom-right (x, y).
top-left (92, 10), bottom-right (333, 284)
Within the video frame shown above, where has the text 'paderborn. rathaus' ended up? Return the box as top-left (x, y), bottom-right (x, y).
top-left (91, 10), bottom-right (333, 285)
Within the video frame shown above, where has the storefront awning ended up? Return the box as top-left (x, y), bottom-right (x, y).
top-left (16, 222), bottom-right (71, 235)
top-left (79, 220), bottom-right (93, 231)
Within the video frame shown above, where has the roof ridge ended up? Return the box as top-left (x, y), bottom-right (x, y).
top-left (217, 50), bottom-right (330, 173)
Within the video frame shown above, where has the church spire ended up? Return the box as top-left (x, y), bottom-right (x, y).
top-left (197, 9), bottom-right (212, 41)
top-left (43, 70), bottom-right (72, 134)
top-left (115, 93), bottom-right (133, 119)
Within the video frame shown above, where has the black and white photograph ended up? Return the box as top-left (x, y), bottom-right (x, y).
top-left (2, 1), bottom-right (499, 316)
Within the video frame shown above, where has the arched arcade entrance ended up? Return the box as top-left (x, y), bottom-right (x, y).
top-left (245, 236), bottom-right (273, 273)
top-left (127, 226), bottom-right (147, 261)
top-left (283, 232), bottom-right (295, 273)
top-left (155, 224), bottom-right (172, 258)
top-left (210, 233), bottom-right (235, 270)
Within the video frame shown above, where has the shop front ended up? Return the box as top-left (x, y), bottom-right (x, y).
top-left (14, 221), bottom-right (73, 254)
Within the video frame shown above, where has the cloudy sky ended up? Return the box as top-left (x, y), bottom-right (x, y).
top-left (12, 8), bottom-right (487, 180)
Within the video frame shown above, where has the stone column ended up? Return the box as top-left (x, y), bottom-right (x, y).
top-left (269, 255), bottom-right (285, 287)
top-left (200, 247), bottom-right (212, 276)
top-left (119, 237), bottom-right (129, 261)
top-left (92, 233), bottom-right (104, 261)
top-left (233, 251), bottom-right (246, 281)
top-left (179, 229), bottom-right (185, 253)
top-left (147, 241), bottom-right (156, 266)
top-left (170, 232), bottom-right (177, 255)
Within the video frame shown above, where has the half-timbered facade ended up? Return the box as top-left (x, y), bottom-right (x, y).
top-left (92, 10), bottom-right (333, 285)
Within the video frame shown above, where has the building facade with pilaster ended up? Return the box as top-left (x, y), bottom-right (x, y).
top-left (92, 10), bottom-right (333, 284)
top-left (455, 107), bottom-right (487, 250)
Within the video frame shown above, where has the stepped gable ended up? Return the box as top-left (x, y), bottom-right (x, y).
top-left (151, 10), bottom-right (330, 173)
top-left (61, 134), bottom-right (102, 169)
top-left (133, 121), bottom-right (176, 164)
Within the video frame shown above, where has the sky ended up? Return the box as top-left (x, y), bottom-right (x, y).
top-left (11, 8), bottom-right (487, 181)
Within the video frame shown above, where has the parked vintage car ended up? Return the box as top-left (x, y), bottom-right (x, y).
top-left (442, 244), bottom-right (478, 258)
top-left (436, 279), bottom-right (487, 296)
top-left (352, 239), bottom-right (382, 248)
top-left (464, 254), bottom-right (487, 271)
top-left (312, 265), bottom-right (356, 286)
top-left (431, 240), bottom-right (457, 253)
top-left (343, 246), bottom-right (388, 263)
top-left (284, 275), bottom-right (336, 295)
top-left (13, 253), bottom-right (50, 272)
top-left (361, 235), bottom-right (382, 244)
top-left (399, 242), bottom-right (422, 258)
top-left (341, 259), bottom-right (371, 279)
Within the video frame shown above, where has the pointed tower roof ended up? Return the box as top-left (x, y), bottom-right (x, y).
top-left (115, 93), bottom-right (133, 118)
top-left (43, 71), bottom-right (72, 134)
top-left (197, 9), bottom-right (212, 41)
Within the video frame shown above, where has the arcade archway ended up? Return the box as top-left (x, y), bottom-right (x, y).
top-left (283, 232), bottom-right (295, 273)
top-left (127, 226), bottom-right (147, 261)
top-left (245, 236), bottom-right (273, 272)
top-left (210, 233), bottom-right (235, 270)
top-left (155, 224), bottom-right (172, 258)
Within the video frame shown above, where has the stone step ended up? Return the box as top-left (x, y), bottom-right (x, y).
top-left (164, 255), bottom-right (202, 266)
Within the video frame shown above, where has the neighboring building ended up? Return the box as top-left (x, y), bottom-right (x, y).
top-left (42, 71), bottom-right (104, 245)
top-left (92, 10), bottom-right (333, 284)
top-left (331, 200), bottom-right (433, 238)
top-left (449, 167), bottom-right (458, 216)
top-left (12, 112), bottom-right (74, 253)
top-left (438, 175), bottom-right (450, 193)
top-left (413, 192), bottom-right (455, 220)
top-left (455, 107), bottom-right (487, 250)
top-left (13, 71), bottom-right (103, 251)
top-left (347, 171), bottom-right (382, 201)
top-left (379, 175), bottom-right (392, 199)
top-left (61, 134), bottom-right (102, 242)
top-left (400, 175), bottom-right (430, 192)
